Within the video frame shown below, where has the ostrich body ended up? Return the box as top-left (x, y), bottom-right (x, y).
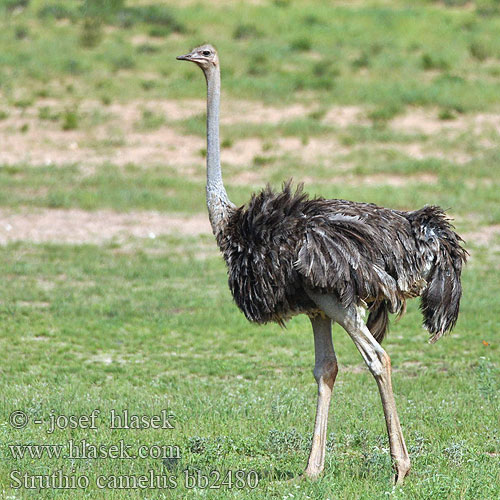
top-left (177, 44), bottom-right (467, 483)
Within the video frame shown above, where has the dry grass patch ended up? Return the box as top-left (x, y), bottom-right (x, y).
top-left (369, 143), bottom-right (472, 165)
top-left (1, 100), bottom-right (497, 178)
top-left (0, 208), bottom-right (211, 244)
top-left (220, 101), bottom-right (311, 125)
top-left (322, 105), bottom-right (368, 128)
top-left (390, 107), bottom-right (500, 137)
top-left (463, 224), bottom-right (500, 246)
top-left (0, 100), bottom-right (206, 170)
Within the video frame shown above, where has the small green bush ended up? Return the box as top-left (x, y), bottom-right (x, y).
top-left (111, 56), bottom-right (136, 72)
top-left (438, 108), bottom-right (456, 120)
top-left (14, 98), bottom-right (33, 109)
top-left (80, 17), bottom-right (102, 48)
top-left (137, 109), bottom-right (165, 131)
top-left (476, 0), bottom-right (500, 16)
top-left (136, 44), bottom-right (160, 54)
top-left (38, 106), bottom-right (59, 121)
top-left (233, 24), bottom-right (260, 40)
top-left (247, 54), bottom-right (269, 76)
top-left (352, 51), bottom-right (370, 69)
top-left (3, 0), bottom-right (29, 13)
top-left (14, 25), bottom-right (29, 40)
top-left (115, 5), bottom-right (185, 33)
top-left (469, 41), bottom-right (490, 61)
top-left (62, 108), bottom-right (79, 131)
top-left (368, 103), bottom-right (402, 125)
top-left (421, 53), bottom-right (450, 71)
top-left (290, 37), bottom-right (311, 51)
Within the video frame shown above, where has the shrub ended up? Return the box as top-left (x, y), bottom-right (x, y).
top-left (38, 106), bottom-right (60, 121)
top-left (111, 56), bottom-right (136, 71)
top-left (438, 108), bottom-right (456, 120)
top-left (421, 53), bottom-right (450, 71)
top-left (14, 98), bottom-right (33, 109)
top-left (100, 95), bottom-right (112, 106)
top-left (115, 5), bottom-right (185, 33)
top-left (352, 51), bottom-right (370, 69)
top-left (290, 37), bottom-right (311, 51)
top-left (476, 0), bottom-right (500, 16)
top-left (313, 60), bottom-right (340, 78)
top-left (137, 109), bottom-right (165, 131)
top-left (136, 44), bottom-right (160, 54)
top-left (469, 41), bottom-right (490, 61)
top-left (247, 54), bottom-right (269, 76)
top-left (367, 103), bottom-right (402, 125)
top-left (233, 24), bottom-right (260, 40)
top-left (62, 108), bottom-right (79, 131)
top-left (14, 26), bottom-right (29, 40)
top-left (80, 17), bottom-right (102, 48)
top-left (4, 0), bottom-right (29, 12)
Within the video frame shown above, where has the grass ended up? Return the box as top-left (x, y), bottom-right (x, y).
top-left (1, 154), bottom-right (499, 223)
top-left (0, 238), bottom-right (498, 499)
top-left (0, 0), bottom-right (500, 499)
top-left (0, 1), bottom-right (500, 108)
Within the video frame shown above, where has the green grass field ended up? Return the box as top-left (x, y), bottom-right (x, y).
top-left (0, 0), bottom-right (499, 498)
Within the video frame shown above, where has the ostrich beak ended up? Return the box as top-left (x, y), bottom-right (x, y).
top-left (176, 53), bottom-right (192, 61)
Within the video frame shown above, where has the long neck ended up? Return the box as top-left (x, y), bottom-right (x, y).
top-left (204, 64), bottom-right (233, 237)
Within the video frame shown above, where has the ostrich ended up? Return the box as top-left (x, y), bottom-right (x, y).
top-left (177, 44), bottom-right (467, 484)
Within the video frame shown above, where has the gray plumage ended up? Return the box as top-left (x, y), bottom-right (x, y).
top-left (218, 182), bottom-right (467, 344)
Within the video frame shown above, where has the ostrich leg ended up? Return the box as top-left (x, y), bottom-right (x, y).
top-left (344, 318), bottom-right (411, 484)
top-left (307, 292), bottom-right (411, 484)
top-left (304, 316), bottom-right (338, 478)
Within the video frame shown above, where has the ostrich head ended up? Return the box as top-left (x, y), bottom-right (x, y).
top-left (176, 44), bottom-right (219, 73)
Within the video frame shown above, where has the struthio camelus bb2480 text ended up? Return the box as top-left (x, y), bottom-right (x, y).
top-left (177, 44), bottom-right (467, 484)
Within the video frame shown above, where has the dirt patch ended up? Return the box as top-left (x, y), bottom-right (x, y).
top-left (0, 209), bottom-right (211, 244)
top-left (471, 113), bottom-right (500, 135)
top-left (0, 99), bottom-right (207, 169)
top-left (326, 173), bottom-right (438, 187)
top-left (295, 172), bottom-right (438, 188)
top-left (379, 143), bottom-right (472, 165)
top-left (220, 101), bottom-right (311, 125)
top-left (390, 108), bottom-right (500, 137)
top-left (0, 101), bottom-right (354, 168)
top-left (223, 138), bottom-right (264, 167)
top-left (322, 105), bottom-right (368, 128)
top-left (281, 136), bottom-right (351, 163)
top-left (462, 224), bottom-right (500, 246)
top-left (227, 136), bottom-right (351, 173)
top-left (230, 170), bottom-right (264, 186)
top-left (130, 34), bottom-right (165, 47)
top-left (0, 99), bottom-right (496, 174)
top-left (390, 108), bottom-right (466, 135)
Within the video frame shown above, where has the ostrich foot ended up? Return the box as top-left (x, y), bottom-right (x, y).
top-left (302, 464), bottom-right (323, 480)
top-left (393, 458), bottom-right (411, 485)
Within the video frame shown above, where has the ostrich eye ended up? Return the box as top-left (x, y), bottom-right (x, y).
top-left (202, 50), bottom-right (211, 56)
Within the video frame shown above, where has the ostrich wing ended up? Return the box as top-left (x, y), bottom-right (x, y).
top-left (295, 210), bottom-right (415, 314)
